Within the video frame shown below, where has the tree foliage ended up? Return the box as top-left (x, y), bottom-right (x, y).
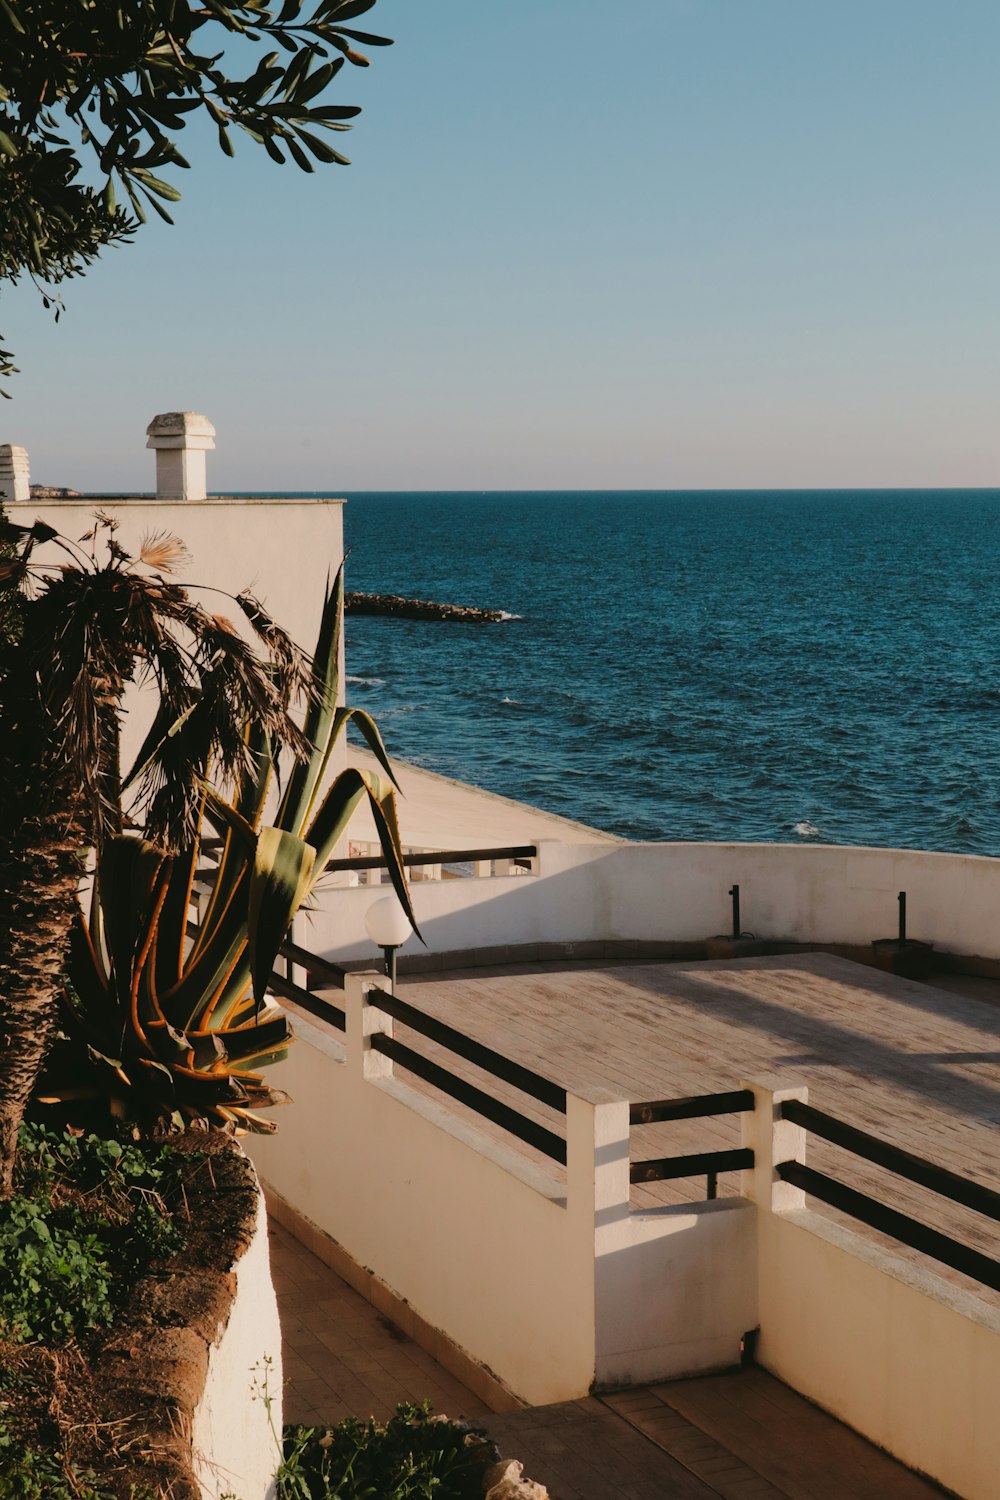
top-left (0, 0), bottom-right (391, 387)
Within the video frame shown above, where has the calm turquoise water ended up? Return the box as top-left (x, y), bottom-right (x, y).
top-left (337, 490), bottom-right (1000, 852)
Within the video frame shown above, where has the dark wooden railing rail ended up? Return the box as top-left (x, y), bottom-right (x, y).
top-left (778, 1099), bottom-right (1000, 1292)
top-left (367, 986), bottom-right (566, 1164)
top-left (630, 1089), bottom-right (755, 1126)
top-left (369, 988), bottom-right (566, 1111)
top-left (279, 939), bottom-right (348, 991)
top-left (324, 843), bottom-right (536, 874)
top-left (267, 971), bottom-right (346, 1031)
top-left (630, 1089), bottom-right (756, 1199)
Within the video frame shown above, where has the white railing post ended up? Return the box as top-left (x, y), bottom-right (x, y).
top-left (740, 1075), bottom-right (809, 1212)
top-left (284, 921), bottom-right (310, 991)
top-left (567, 1088), bottom-right (630, 1392)
top-left (530, 839), bottom-right (562, 878)
top-left (566, 1088), bottom-right (631, 1228)
top-left (345, 969), bottom-right (394, 1081)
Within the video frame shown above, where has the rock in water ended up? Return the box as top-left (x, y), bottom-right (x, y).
top-left (344, 591), bottom-right (506, 623)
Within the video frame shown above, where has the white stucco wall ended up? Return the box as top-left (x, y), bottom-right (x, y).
top-left (596, 1197), bottom-right (757, 1388)
top-left (756, 1207), bottom-right (1000, 1500)
top-left (249, 979), bottom-right (755, 1404)
top-left (9, 497), bottom-right (345, 661)
top-left (739, 1075), bottom-right (1000, 1500)
top-left (9, 495), bottom-right (347, 800)
top-left (302, 838), bottom-right (1000, 968)
top-left (192, 1173), bottom-right (283, 1500)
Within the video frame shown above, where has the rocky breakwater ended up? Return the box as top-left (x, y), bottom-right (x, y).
top-left (345, 591), bottom-right (511, 623)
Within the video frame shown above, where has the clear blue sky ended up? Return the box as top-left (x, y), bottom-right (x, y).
top-left (3, 0), bottom-right (998, 492)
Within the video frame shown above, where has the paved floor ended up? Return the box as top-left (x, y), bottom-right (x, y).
top-left (373, 951), bottom-right (1000, 1306)
top-left (269, 1218), bottom-right (944, 1499)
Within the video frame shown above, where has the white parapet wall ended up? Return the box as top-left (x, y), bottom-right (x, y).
top-left (252, 1029), bottom-right (1000, 1495)
top-left (758, 1210), bottom-right (1000, 1500)
top-left (742, 1077), bottom-right (1000, 1500)
top-left (248, 975), bottom-right (755, 1405)
top-left (303, 838), bottom-right (1000, 968)
top-left (192, 1171), bottom-right (283, 1500)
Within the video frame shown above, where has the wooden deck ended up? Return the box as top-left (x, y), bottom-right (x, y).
top-left (373, 952), bottom-right (1000, 1306)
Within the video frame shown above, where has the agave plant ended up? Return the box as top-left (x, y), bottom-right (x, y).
top-left (35, 568), bottom-right (416, 1135)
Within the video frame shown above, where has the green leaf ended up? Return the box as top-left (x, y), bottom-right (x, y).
top-left (203, 787), bottom-right (258, 853)
top-left (277, 567), bottom-right (343, 832)
top-left (132, 169), bottom-right (182, 202)
top-left (303, 767), bottom-right (366, 865)
top-left (298, 129), bottom-right (350, 165)
top-left (98, 837), bottom-right (171, 1000)
top-left (332, 705), bottom-right (399, 789)
top-left (247, 829), bottom-right (316, 1004)
top-left (305, 769), bottom-right (419, 940)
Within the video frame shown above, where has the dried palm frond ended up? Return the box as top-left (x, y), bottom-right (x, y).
top-left (139, 532), bottom-right (191, 575)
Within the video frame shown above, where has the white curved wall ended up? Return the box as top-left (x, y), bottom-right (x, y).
top-left (301, 838), bottom-right (1000, 968)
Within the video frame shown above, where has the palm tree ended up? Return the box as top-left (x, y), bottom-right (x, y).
top-left (0, 513), bottom-right (316, 1193)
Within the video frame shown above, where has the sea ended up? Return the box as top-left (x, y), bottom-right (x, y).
top-left (331, 490), bottom-right (1000, 853)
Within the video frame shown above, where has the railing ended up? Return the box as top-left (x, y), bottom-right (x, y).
top-left (367, 986), bottom-right (567, 1164)
top-left (778, 1099), bottom-right (1000, 1293)
top-left (200, 837), bottom-right (535, 889)
top-left (630, 1089), bottom-right (756, 1199)
top-left (327, 843), bottom-right (537, 885)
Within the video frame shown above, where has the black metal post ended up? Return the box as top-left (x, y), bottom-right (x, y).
top-left (898, 890), bottom-right (907, 945)
top-left (729, 884), bottom-right (740, 941)
top-left (382, 944), bottom-right (398, 989)
top-left (707, 1171), bottom-right (718, 1200)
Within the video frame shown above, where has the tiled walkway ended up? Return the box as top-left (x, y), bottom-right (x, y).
top-left (269, 1220), bottom-right (944, 1499)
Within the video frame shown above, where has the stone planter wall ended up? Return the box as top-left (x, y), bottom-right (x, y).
top-left (90, 1139), bottom-right (282, 1499)
top-left (191, 1166), bottom-right (283, 1500)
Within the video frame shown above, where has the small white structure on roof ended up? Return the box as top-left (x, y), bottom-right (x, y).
top-left (0, 443), bottom-right (30, 503)
top-left (145, 411), bottom-right (216, 500)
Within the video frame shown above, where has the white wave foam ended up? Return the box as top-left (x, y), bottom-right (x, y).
top-left (497, 611), bottom-right (523, 621)
top-left (793, 820), bottom-right (820, 838)
top-left (346, 674), bottom-right (386, 686)
top-left (501, 695), bottom-right (521, 706)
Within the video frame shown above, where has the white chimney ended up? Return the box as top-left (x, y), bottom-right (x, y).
top-left (145, 412), bottom-right (216, 500)
top-left (0, 444), bottom-right (30, 503)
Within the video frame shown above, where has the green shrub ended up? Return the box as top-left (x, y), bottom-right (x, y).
top-left (0, 1124), bottom-right (186, 1343)
top-left (277, 1403), bottom-right (499, 1500)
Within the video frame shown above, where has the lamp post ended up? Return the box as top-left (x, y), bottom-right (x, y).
top-left (364, 895), bottom-right (412, 989)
